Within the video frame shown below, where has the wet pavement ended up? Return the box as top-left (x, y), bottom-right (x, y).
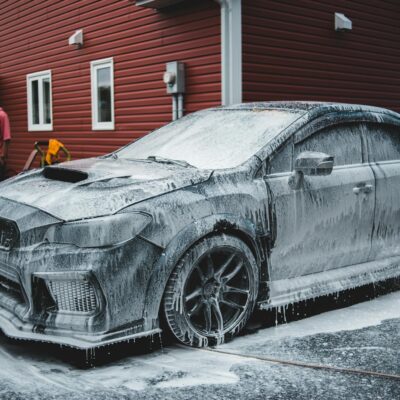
top-left (0, 286), bottom-right (399, 399)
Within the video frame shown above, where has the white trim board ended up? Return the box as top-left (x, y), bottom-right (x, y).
top-left (90, 57), bottom-right (115, 131)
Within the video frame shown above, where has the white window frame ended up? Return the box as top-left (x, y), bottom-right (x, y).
top-left (27, 70), bottom-right (53, 131)
top-left (91, 57), bottom-right (115, 130)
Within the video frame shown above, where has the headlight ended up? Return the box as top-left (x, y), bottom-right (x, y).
top-left (44, 212), bottom-right (151, 248)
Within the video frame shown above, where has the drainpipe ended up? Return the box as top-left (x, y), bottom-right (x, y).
top-left (213, 0), bottom-right (242, 106)
top-left (177, 93), bottom-right (184, 119)
top-left (172, 95), bottom-right (178, 121)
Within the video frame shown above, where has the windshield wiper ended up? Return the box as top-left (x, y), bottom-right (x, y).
top-left (147, 156), bottom-right (193, 168)
top-left (104, 154), bottom-right (193, 167)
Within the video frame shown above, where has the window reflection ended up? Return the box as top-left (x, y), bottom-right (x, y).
top-left (97, 67), bottom-right (111, 122)
top-left (43, 78), bottom-right (51, 124)
top-left (31, 80), bottom-right (39, 124)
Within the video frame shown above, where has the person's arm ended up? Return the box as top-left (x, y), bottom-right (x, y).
top-left (0, 111), bottom-right (11, 165)
top-left (1, 140), bottom-right (10, 160)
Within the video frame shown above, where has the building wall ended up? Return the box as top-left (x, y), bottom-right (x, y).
top-left (242, 0), bottom-right (400, 112)
top-left (0, 0), bottom-right (221, 173)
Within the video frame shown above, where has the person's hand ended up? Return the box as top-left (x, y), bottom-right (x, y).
top-left (0, 156), bottom-right (5, 166)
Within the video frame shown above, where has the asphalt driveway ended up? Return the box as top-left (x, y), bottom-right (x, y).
top-left (0, 286), bottom-right (399, 400)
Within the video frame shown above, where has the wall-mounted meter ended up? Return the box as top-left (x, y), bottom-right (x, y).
top-left (163, 61), bottom-right (185, 94)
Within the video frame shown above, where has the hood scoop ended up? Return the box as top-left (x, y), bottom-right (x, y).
top-left (43, 167), bottom-right (88, 183)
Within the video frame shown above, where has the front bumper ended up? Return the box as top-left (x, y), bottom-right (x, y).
top-left (0, 235), bottom-right (163, 348)
top-left (0, 305), bottom-right (161, 349)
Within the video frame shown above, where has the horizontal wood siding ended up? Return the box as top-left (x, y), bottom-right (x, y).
top-left (0, 0), bottom-right (221, 173)
top-left (242, 0), bottom-right (400, 112)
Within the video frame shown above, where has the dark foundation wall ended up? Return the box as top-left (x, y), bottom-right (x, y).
top-left (0, 0), bottom-right (221, 174)
top-left (242, 0), bottom-right (400, 112)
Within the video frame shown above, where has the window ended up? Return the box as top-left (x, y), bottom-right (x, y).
top-left (91, 58), bottom-right (114, 130)
top-left (294, 123), bottom-right (363, 166)
top-left (116, 109), bottom-right (303, 170)
top-left (27, 70), bottom-right (52, 131)
top-left (364, 123), bottom-right (400, 162)
top-left (267, 139), bottom-right (293, 174)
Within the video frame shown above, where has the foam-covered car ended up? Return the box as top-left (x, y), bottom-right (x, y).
top-left (0, 101), bottom-right (400, 348)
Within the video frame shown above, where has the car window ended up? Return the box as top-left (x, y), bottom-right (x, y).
top-left (116, 109), bottom-right (303, 170)
top-left (364, 123), bottom-right (400, 162)
top-left (294, 123), bottom-right (363, 166)
top-left (267, 139), bottom-right (293, 174)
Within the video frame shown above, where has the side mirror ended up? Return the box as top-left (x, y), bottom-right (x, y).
top-left (288, 151), bottom-right (334, 190)
top-left (295, 151), bottom-right (334, 176)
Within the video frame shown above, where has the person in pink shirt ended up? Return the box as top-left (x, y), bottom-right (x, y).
top-left (0, 107), bottom-right (11, 180)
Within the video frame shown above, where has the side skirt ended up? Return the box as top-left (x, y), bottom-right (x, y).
top-left (258, 256), bottom-right (400, 310)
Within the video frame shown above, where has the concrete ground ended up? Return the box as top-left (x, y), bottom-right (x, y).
top-left (0, 285), bottom-right (399, 400)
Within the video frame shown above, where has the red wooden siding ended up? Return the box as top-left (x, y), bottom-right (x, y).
top-left (242, 0), bottom-right (400, 112)
top-left (0, 0), bottom-right (221, 174)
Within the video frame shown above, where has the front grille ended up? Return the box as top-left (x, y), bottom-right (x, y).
top-left (46, 279), bottom-right (98, 314)
top-left (0, 218), bottom-right (19, 251)
top-left (0, 274), bottom-right (25, 304)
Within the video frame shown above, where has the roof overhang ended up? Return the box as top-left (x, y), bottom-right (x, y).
top-left (136, 0), bottom-right (186, 8)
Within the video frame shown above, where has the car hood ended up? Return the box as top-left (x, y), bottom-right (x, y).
top-left (0, 158), bottom-right (212, 221)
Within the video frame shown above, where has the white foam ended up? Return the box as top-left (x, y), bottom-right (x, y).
top-left (224, 291), bottom-right (400, 350)
top-left (0, 292), bottom-right (398, 394)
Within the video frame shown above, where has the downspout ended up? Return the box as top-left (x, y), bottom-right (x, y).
top-left (172, 95), bottom-right (178, 121)
top-left (213, 0), bottom-right (242, 106)
top-left (177, 93), bottom-right (184, 119)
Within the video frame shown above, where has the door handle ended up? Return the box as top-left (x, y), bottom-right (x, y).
top-left (353, 184), bottom-right (374, 195)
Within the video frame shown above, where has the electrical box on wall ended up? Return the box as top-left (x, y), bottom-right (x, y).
top-left (163, 61), bottom-right (185, 94)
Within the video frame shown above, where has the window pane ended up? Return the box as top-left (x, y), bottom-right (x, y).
top-left (43, 78), bottom-right (51, 124)
top-left (365, 124), bottom-right (400, 162)
top-left (31, 80), bottom-right (40, 124)
top-left (295, 123), bottom-right (362, 166)
top-left (97, 67), bottom-right (111, 122)
top-left (268, 141), bottom-right (292, 174)
top-left (117, 110), bottom-right (302, 169)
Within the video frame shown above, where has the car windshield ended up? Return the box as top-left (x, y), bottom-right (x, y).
top-left (117, 109), bottom-right (303, 169)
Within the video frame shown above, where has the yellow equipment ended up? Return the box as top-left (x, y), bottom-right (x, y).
top-left (23, 139), bottom-right (71, 171)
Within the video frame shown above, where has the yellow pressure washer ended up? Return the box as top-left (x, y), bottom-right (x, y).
top-left (23, 139), bottom-right (71, 171)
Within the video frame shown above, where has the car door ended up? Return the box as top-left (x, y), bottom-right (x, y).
top-left (265, 120), bottom-right (376, 281)
top-left (363, 122), bottom-right (400, 260)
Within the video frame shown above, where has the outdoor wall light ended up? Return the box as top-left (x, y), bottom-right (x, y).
top-left (68, 29), bottom-right (84, 49)
top-left (335, 13), bottom-right (352, 31)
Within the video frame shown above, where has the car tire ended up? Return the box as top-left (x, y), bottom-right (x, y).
top-left (162, 234), bottom-right (259, 347)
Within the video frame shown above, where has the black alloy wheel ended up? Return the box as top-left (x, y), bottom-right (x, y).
top-left (163, 235), bottom-right (259, 347)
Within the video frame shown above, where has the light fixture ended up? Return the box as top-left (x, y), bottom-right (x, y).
top-left (335, 13), bottom-right (352, 31)
top-left (68, 29), bottom-right (83, 49)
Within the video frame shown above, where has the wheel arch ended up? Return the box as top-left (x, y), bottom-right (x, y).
top-left (143, 214), bottom-right (263, 325)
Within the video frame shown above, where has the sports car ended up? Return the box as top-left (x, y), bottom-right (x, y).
top-left (0, 101), bottom-right (399, 348)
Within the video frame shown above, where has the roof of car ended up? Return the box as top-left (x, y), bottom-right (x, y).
top-left (214, 101), bottom-right (399, 116)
